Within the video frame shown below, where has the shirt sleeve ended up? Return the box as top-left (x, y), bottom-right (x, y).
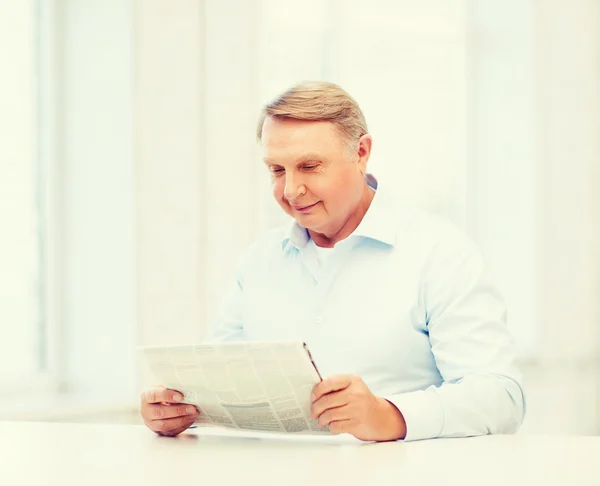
top-left (203, 228), bottom-right (282, 343)
top-left (203, 264), bottom-right (246, 343)
top-left (384, 226), bottom-right (526, 441)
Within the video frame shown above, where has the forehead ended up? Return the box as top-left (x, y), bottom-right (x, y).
top-left (261, 117), bottom-right (344, 160)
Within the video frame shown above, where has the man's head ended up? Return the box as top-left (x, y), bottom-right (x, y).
top-left (257, 81), bottom-right (373, 244)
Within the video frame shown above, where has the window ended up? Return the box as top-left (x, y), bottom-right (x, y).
top-left (0, 1), bottom-right (50, 388)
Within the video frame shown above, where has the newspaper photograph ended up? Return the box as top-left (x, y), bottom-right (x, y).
top-left (138, 341), bottom-right (330, 434)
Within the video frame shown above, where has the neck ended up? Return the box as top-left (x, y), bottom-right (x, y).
top-left (309, 182), bottom-right (375, 248)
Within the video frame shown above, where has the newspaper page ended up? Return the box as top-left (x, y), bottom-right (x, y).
top-left (138, 341), bottom-right (330, 435)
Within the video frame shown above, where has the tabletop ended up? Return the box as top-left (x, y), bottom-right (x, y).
top-left (2, 421), bottom-right (599, 486)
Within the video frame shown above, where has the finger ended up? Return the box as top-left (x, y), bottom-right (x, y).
top-left (318, 406), bottom-right (349, 428)
top-left (328, 419), bottom-right (352, 435)
top-left (151, 414), bottom-right (197, 435)
top-left (142, 387), bottom-right (184, 405)
top-left (158, 414), bottom-right (198, 437)
top-left (148, 403), bottom-right (198, 421)
top-left (156, 416), bottom-right (197, 437)
top-left (312, 374), bottom-right (354, 402)
top-left (159, 422), bottom-right (193, 438)
top-left (311, 390), bottom-right (350, 419)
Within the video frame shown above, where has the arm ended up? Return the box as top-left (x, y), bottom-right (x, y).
top-left (204, 267), bottom-right (246, 343)
top-left (384, 229), bottom-right (526, 441)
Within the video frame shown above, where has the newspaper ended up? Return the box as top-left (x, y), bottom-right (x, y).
top-left (138, 341), bottom-right (330, 434)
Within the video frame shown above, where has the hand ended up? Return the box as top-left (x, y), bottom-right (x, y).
top-left (311, 374), bottom-right (406, 442)
top-left (141, 386), bottom-right (199, 437)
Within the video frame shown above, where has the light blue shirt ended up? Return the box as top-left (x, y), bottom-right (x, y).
top-left (206, 175), bottom-right (526, 441)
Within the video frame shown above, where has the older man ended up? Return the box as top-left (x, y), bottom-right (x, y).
top-left (141, 81), bottom-right (525, 441)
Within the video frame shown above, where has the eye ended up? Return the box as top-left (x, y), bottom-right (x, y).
top-left (302, 164), bottom-right (318, 171)
top-left (269, 167), bottom-right (285, 176)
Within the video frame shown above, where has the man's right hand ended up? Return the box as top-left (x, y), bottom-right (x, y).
top-left (140, 386), bottom-right (199, 437)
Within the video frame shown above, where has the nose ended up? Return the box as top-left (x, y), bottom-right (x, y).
top-left (283, 173), bottom-right (305, 201)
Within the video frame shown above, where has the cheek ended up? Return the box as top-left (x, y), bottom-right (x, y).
top-left (314, 179), bottom-right (345, 206)
top-left (272, 178), bottom-right (283, 199)
top-left (272, 179), bottom-right (290, 208)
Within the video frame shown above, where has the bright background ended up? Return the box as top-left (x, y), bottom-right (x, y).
top-left (1, 0), bottom-right (598, 435)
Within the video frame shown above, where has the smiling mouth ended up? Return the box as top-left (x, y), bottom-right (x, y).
top-left (293, 202), bottom-right (319, 211)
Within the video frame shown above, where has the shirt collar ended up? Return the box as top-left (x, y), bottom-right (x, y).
top-left (281, 173), bottom-right (397, 251)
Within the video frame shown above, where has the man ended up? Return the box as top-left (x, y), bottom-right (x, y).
top-left (141, 81), bottom-right (525, 441)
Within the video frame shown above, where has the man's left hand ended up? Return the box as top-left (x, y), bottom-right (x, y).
top-left (311, 374), bottom-right (407, 441)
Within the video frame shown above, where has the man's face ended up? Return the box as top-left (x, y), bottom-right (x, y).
top-left (261, 116), bottom-right (368, 236)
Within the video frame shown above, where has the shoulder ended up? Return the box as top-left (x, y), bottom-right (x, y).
top-left (236, 224), bottom-right (289, 274)
top-left (394, 205), bottom-right (477, 256)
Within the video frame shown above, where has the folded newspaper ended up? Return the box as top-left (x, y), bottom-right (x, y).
top-left (138, 341), bottom-right (330, 434)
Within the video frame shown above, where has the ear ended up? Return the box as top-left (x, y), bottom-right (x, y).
top-left (356, 134), bottom-right (372, 175)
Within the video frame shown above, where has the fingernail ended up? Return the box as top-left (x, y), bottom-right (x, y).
top-left (186, 406), bottom-right (195, 414)
top-left (173, 393), bottom-right (183, 402)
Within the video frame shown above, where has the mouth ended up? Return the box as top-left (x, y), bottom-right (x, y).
top-left (293, 202), bottom-right (319, 213)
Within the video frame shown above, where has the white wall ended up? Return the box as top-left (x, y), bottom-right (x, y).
top-left (134, 0), bottom-right (472, 345)
top-left (60, 0), bottom-right (136, 400)
top-left (45, 0), bottom-right (596, 432)
top-left (467, 0), bottom-right (539, 356)
top-left (534, 0), bottom-right (599, 364)
top-left (133, 1), bottom-right (599, 356)
top-left (202, 0), bottom-right (264, 329)
top-left (468, 0), bottom-right (599, 434)
top-left (134, 0), bottom-right (206, 348)
top-left (0, 0), bottom-right (38, 380)
top-left (131, 0), bottom-right (600, 434)
top-left (255, 0), bottom-right (469, 228)
top-left (469, 0), bottom-right (599, 362)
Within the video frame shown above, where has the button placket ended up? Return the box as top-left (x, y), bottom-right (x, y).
top-left (313, 246), bottom-right (342, 325)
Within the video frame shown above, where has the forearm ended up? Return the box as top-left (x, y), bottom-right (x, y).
top-left (385, 374), bottom-right (525, 441)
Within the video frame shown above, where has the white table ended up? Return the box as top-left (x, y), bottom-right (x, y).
top-left (2, 421), bottom-right (599, 486)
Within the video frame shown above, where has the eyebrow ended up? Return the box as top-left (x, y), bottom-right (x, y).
top-left (263, 153), bottom-right (324, 165)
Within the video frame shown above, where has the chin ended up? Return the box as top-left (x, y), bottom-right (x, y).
top-left (299, 216), bottom-right (326, 231)
top-left (292, 212), bottom-right (312, 223)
